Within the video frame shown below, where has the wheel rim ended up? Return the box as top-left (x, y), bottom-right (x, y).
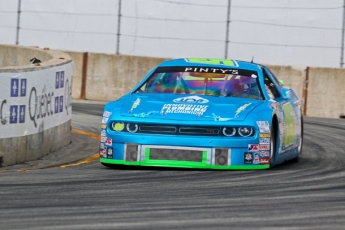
top-left (270, 132), bottom-right (274, 164)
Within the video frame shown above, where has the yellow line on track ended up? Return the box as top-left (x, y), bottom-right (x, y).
top-left (0, 129), bottom-right (100, 173)
top-left (71, 129), bottom-right (100, 140)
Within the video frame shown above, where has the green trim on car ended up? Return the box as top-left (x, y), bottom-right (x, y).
top-left (100, 158), bottom-right (270, 170)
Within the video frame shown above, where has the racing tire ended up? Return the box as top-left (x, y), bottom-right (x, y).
top-left (269, 124), bottom-right (276, 168)
top-left (291, 115), bottom-right (304, 163)
top-left (101, 162), bottom-right (119, 169)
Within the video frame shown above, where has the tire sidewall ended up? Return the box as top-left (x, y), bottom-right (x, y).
top-left (269, 124), bottom-right (276, 167)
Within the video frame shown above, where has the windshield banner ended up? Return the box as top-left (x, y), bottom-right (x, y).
top-left (155, 66), bottom-right (257, 76)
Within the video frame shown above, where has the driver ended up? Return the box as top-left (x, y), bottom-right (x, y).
top-left (232, 76), bottom-right (260, 99)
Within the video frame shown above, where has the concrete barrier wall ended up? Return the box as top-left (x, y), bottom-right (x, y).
top-left (266, 65), bottom-right (306, 101)
top-left (86, 53), bottom-right (167, 101)
top-left (65, 52), bottom-right (344, 119)
top-left (0, 121), bottom-right (71, 165)
top-left (307, 67), bottom-right (345, 118)
top-left (0, 45), bottom-right (52, 68)
top-left (0, 45), bottom-right (73, 167)
top-left (63, 51), bottom-right (84, 99)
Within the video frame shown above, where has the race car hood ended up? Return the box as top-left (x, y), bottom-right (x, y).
top-left (120, 94), bottom-right (264, 121)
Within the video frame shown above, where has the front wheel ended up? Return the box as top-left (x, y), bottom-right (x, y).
top-left (101, 162), bottom-right (118, 169)
top-left (269, 124), bottom-right (276, 167)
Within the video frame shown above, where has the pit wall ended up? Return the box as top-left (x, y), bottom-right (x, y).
top-left (0, 45), bottom-right (73, 166)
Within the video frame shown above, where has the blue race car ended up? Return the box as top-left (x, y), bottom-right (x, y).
top-left (100, 58), bottom-right (303, 170)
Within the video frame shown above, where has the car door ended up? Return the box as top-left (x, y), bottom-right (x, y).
top-left (262, 67), bottom-right (297, 153)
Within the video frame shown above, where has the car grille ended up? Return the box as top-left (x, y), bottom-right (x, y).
top-left (149, 148), bottom-right (203, 162)
top-left (139, 124), bottom-right (220, 136)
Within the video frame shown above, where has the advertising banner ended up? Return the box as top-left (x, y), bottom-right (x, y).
top-left (0, 63), bottom-right (72, 138)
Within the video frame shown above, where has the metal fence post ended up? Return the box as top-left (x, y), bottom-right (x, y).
top-left (15, 0), bottom-right (22, 45)
top-left (224, 0), bottom-right (231, 59)
top-left (116, 0), bottom-right (122, 54)
top-left (341, 0), bottom-right (345, 67)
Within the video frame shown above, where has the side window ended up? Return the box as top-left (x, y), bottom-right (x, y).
top-left (266, 68), bottom-right (283, 88)
top-left (263, 68), bottom-right (280, 99)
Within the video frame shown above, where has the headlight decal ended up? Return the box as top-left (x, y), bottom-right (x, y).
top-left (111, 122), bottom-right (124, 132)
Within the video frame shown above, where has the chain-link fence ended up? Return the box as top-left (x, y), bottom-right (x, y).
top-left (1, 0), bottom-right (344, 68)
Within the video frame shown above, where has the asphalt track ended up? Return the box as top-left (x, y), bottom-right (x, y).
top-left (0, 101), bottom-right (345, 230)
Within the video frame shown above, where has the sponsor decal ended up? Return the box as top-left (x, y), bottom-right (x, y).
top-left (19, 105), bottom-right (25, 123)
top-left (209, 113), bottom-right (232, 121)
top-left (253, 153), bottom-right (260, 164)
top-left (259, 144), bottom-right (270, 151)
top-left (248, 144), bottom-right (259, 152)
top-left (10, 79), bottom-right (19, 97)
top-left (260, 158), bottom-right (269, 164)
top-left (256, 121), bottom-right (270, 133)
top-left (234, 103), bottom-right (252, 118)
top-left (102, 117), bottom-right (109, 124)
top-left (20, 79), bottom-right (27, 97)
top-left (130, 98), bottom-right (141, 112)
top-left (260, 137), bottom-right (270, 144)
top-left (260, 133), bottom-right (270, 138)
top-left (113, 122), bottom-right (124, 131)
top-left (60, 71), bottom-right (64, 88)
top-left (160, 104), bottom-right (208, 116)
top-left (29, 85), bottom-right (56, 127)
top-left (103, 111), bottom-right (112, 117)
top-left (260, 151), bottom-right (270, 157)
top-left (100, 143), bottom-right (105, 149)
top-left (185, 67), bottom-right (239, 75)
top-left (133, 111), bottom-right (158, 118)
top-left (155, 66), bottom-right (257, 77)
top-left (55, 71), bottom-right (65, 89)
top-left (9, 105), bottom-right (18, 124)
top-left (106, 138), bottom-right (112, 146)
top-left (282, 102), bottom-right (295, 150)
top-left (100, 137), bottom-right (107, 143)
top-left (107, 147), bottom-right (113, 156)
top-left (59, 95), bottom-right (63, 113)
top-left (56, 72), bottom-right (60, 89)
top-left (55, 96), bottom-right (59, 114)
top-left (99, 149), bottom-right (106, 157)
top-left (173, 95), bottom-right (209, 104)
top-left (185, 58), bottom-right (237, 67)
top-left (244, 152), bottom-right (253, 164)
top-left (8, 104), bottom-right (25, 125)
top-left (101, 129), bottom-right (106, 137)
top-left (1, 64), bottom-right (72, 139)
top-left (101, 124), bottom-right (106, 129)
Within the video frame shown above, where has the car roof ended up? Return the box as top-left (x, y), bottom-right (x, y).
top-left (158, 58), bottom-right (262, 72)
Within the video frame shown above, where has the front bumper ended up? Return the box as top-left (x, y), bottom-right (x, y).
top-left (99, 132), bottom-right (270, 170)
top-left (100, 158), bottom-right (269, 170)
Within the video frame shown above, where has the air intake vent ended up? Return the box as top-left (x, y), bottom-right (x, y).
top-left (214, 148), bottom-right (230, 166)
top-left (125, 144), bottom-right (139, 162)
top-left (149, 148), bottom-right (203, 162)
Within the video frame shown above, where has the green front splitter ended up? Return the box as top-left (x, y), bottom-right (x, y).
top-left (100, 158), bottom-right (270, 170)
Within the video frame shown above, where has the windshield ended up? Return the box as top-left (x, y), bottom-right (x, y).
top-left (136, 67), bottom-right (263, 100)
